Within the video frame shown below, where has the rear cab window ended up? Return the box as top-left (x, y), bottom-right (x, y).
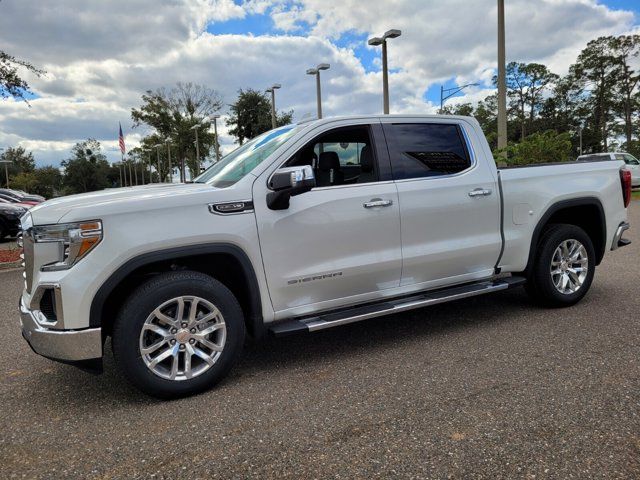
top-left (382, 123), bottom-right (472, 180)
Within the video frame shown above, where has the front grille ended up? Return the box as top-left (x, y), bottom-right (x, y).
top-left (22, 232), bottom-right (34, 293)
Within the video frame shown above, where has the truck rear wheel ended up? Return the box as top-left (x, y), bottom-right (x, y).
top-left (112, 271), bottom-right (245, 398)
top-left (526, 224), bottom-right (596, 308)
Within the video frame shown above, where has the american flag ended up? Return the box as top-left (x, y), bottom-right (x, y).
top-left (118, 122), bottom-right (126, 155)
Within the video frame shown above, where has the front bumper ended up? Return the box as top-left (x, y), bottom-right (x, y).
top-left (20, 296), bottom-right (102, 362)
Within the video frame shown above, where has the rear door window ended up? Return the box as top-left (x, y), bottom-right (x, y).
top-left (382, 123), bottom-right (471, 180)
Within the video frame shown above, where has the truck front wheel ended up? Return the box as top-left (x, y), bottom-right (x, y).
top-left (526, 224), bottom-right (596, 308)
top-left (112, 271), bottom-right (245, 398)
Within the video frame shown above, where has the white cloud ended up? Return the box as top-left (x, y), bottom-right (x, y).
top-left (0, 0), bottom-right (637, 166)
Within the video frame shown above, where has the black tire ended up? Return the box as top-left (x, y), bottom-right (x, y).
top-left (112, 270), bottom-right (245, 399)
top-left (0, 220), bottom-right (7, 240)
top-left (526, 224), bottom-right (596, 308)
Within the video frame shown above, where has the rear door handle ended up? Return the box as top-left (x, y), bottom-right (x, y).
top-left (468, 188), bottom-right (492, 197)
top-left (363, 198), bottom-right (393, 208)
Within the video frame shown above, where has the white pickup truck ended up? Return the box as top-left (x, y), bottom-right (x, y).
top-left (18, 115), bottom-right (632, 398)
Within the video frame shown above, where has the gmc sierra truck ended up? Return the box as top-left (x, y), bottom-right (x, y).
top-left (18, 115), bottom-right (632, 398)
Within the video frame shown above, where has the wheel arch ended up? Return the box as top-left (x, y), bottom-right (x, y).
top-left (90, 244), bottom-right (264, 339)
top-left (524, 197), bottom-right (606, 275)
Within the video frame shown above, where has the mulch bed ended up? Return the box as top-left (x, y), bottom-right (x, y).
top-left (0, 249), bottom-right (21, 263)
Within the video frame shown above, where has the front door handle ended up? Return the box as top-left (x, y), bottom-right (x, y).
top-left (468, 188), bottom-right (492, 197)
top-left (363, 198), bottom-right (393, 208)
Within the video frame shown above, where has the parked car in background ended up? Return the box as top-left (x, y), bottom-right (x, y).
top-left (577, 152), bottom-right (640, 187)
top-left (0, 192), bottom-right (40, 206)
top-left (0, 188), bottom-right (44, 203)
top-left (0, 202), bottom-right (27, 239)
top-left (0, 197), bottom-right (34, 209)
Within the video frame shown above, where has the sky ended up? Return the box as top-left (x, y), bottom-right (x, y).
top-left (0, 0), bottom-right (639, 167)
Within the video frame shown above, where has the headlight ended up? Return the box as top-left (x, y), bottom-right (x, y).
top-left (32, 220), bottom-right (103, 271)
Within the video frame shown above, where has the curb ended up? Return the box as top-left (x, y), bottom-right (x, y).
top-left (0, 260), bottom-right (22, 271)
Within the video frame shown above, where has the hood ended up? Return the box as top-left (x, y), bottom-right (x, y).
top-left (28, 183), bottom-right (225, 225)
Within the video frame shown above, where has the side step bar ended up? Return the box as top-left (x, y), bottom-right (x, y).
top-left (269, 276), bottom-right (526, 337)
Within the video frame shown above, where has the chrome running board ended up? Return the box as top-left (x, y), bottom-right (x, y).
top-left (269, 276), bottom-right (526, 337)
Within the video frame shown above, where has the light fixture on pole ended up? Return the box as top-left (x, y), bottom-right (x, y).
top-left (211, 114), bottom-right (221, 165)
top-left (440, 83), bottom-right (479, 113)
top-left (306, 63), bottom-right (330, 119)
top-left (368, 29), bottom-right (401, 114)
top-left (153, 143), bottom-right (163, 182)
top-left (265, 83), bottom-right (282, 129)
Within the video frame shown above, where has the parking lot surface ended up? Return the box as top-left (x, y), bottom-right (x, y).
top-left (1, 204), bottom-right (639, 479)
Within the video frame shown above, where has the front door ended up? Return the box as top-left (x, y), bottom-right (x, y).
top-left (253, 122), bottom-right (402, 318)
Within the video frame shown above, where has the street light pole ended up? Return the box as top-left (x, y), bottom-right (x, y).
top-left (147, 151), bottom-right (152, 183)
top-left (439, 83), bottom-right (479, 113)
top-left (0, 147), bottom-right (8, 188)
top-left (497, 0), bottom-right (508, 158)
top-left (368, 29), bottom-right (401, 114)
top-left (212, 114), bottom-right (220, 164)
top-left (166, 141), bottom-right (172, 183)
top-left (306, 64), bottom-right (330, 119)
top-left (190, 123), bottom-right (201, 178)
top-left (153, 143), bottom-right (163, 182)
top-left (265, 84), bottom-right (281, 129)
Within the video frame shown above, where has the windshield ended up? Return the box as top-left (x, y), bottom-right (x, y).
top-left (195, 125), bottom-right (300, 187)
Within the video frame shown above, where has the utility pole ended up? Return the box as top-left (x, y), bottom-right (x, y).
top-left (497, 0), bottom-right (508, 159)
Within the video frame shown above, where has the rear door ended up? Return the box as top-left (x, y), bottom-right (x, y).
top-left (381, 118), bottom-right (502, 289)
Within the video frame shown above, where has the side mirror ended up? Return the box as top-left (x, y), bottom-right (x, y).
top-left (267, 165), bottom-right (316, 210)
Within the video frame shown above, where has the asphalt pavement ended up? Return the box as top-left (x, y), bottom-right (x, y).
top-left (1, 204), bottom-right (639, 479)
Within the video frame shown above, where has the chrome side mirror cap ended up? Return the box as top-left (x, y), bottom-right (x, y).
top-left (267, 165), bottom-right (316, 210)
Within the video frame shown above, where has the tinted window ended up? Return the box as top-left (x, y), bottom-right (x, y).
top-left (384, 123), bottom-right (471, 180)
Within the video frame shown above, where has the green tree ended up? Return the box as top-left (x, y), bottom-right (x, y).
top-left (61, 139), bottom-right (112, 194)
top-left (226, 88), bottom-right (294, 145)
top-left (131, 82), bottom-right (223, 180)
top-left (0, 51), bottom-right (44, 102)
top-left (497, 62), bottom-right (558, 141)
top-left (11, 167), bottom-right (62, 199)
top-left (1, 146), bottom-right (35, 178)
top-left (501, 131), bottom-right (573, 166)
top-left (571, 37), bottom-right (619, 151)
top-left (611, 35), bottom-right (640, 147)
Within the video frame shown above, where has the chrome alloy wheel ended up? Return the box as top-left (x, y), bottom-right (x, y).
top-left (550, 239), bottom-right (589, 295)
top-left (139, 296), bottom-right (226, 381)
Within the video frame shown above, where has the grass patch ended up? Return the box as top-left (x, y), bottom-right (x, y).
top-left (633, 191), bottom-right (640, 200)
